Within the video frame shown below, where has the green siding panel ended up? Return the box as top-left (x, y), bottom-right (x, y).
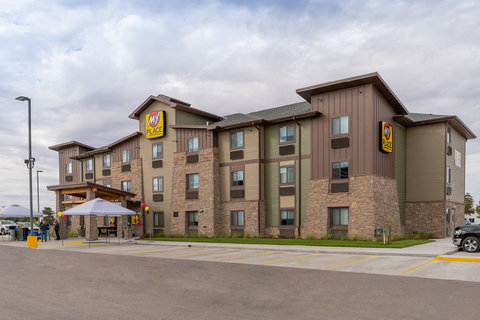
top-left (395, 122), bottom-right (406, 225)
top-left (297, 158), bottom-right (310, 225)
top-left (265, 162), bottom-right (279, 226)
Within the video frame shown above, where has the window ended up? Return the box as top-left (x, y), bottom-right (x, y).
top-left (122, 149), bottom-right (130, 163)
top-left (279, 125), bottom-right (295, 143)
top-left (188, 137), bottom-right (198, 153)
top-left (447, 128), bottom-right (451, 144)
top-left (230, 131), bottom-right (244, 148)
top-left (187, 211), bottom-right (198, 226)
top-left (231, 210), bottom-right (245, 227)
top-left (280, 209), bottom-right (294, 226)
top-left (231, 170), bottom-right (244, 186)
top-left (332, 161), bottom-right (349, 180)
top-left (66, 163), bottom-right (72, 174)
top-left (446, 166), bottom-right (451, 184)
top-left (154, 212), bottom-right (164, 227)
top-left (67, 215), bottom-right (72, 226)
top-left (103, 154), bottom-right (111, 168)
top-left (86, 159), bottom-right (93, 171)
top-left (331, 207), bottom-right (349, 226)
top-left (187, 174), bottom-right (199, 190)
top-left (104, 184), bottom-right (111, 188)
top-left (280, 167), bottom-right (295, 184)
top-left (65, 195), bottom-right (73, 200)
top-left (152, 143), bottom-right (163, 159)
top-left (153, 177), bottom-right (163, 192)
top-left (446, 208), bottom-right (450, 225)
top-left (122, 181), bottom-right (131, 192)
top-left (332, 116), bottom-right (349, 135)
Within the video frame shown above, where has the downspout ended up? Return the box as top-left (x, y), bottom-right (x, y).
top-left (93, 156), bottom-right (96, 184)
top-left (293, 117), bottom-right (302, 238)
top-left (79, 159), bottom-right (84, 182)
top-left (253, 122), bottom-right (262, 236)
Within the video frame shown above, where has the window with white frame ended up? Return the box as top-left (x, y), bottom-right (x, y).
top-left (122, 181), bottom-right (131, 192)
top-left (446, 166), bottom-right (451, 184)
top-left (331, 207), bottom-right (349, 226)
top-left (86, 159), bottom-right (93, 171)
top-left (66, 163), bottom-right (72, 174)
top-left (188, 137), bottom-right (198, 153)
top-left (230, 131), bottom-right (244, 148)
top-left (152, 143), bottom-right (163, 158)
top-left (332, 161), bottom-right (349, 179)
top-left (103, 154), bottom-right (111, 168)
top-left (231, 210), bottom-right (245, 227)
top-left (279, 125), bottom-right (295, 143)
top-left (332, 116), bottom-right (349, 135)
top-left (122, 149), bottom-right (131, 163)
top-left (187, 174), bottom-right (199, 190)
top-left (280, 209), bottom-right (294, 226)
top-left (280, 167), bottom-right (294, 184)
top-left (231, 170), bottom-right (244, 186)
top-left (153, 177), bottom-right (163, 192)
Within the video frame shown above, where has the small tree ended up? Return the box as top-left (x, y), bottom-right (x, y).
top-left (42, 207), bottom-right (55, 225)
top-left (465, 193), bottom-right (475, 215)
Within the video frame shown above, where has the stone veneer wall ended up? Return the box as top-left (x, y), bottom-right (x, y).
top-left (171, 148), bottom-right (220, 237)
top-left (218, 200), bottom-right (265, 237)
top-left (303, 175), bottom-right (401, 239)
top-left (405, 201), bottom-right (465, 237)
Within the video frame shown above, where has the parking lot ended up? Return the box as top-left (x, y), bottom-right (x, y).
top-left (3, 236), bottom-right (480, 282)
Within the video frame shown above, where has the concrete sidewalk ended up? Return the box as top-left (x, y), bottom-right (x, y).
top-left (1, 235), bottom-right (459, 257)
top-left (121, 237), bottom-right (459, 258)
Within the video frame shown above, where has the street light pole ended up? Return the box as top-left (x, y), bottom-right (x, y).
top-left (37, 170), bottom-right (43, 214)
top-left (16, 96), bottom-right (35, 236)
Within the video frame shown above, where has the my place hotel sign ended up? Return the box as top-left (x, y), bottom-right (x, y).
top-left (145, 110), bottom-right (166, 139)
top-left (380, 121), bottom-right (393, 153)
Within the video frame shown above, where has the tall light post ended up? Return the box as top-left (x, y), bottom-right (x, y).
top-left (15, 96), bottom-right (35, 237)
top-left (37, 170), bottom-right (43, 214)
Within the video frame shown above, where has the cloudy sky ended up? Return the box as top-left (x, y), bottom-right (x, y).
top-left (0, 0), bottom-right (479, 212)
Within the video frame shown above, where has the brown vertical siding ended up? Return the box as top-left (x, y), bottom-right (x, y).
top-left (310, 84), bottom-right (397, 179)
top-left (372, 87), bottom-right (396, 178)
top-left (311, 85), bottom-right (372, 179)
top-left (176, 129), bottom-right (214, 152)
top-left (59, 146), bottom-right (81, 184)
top-left (112, 137), bottom-right (140, 162)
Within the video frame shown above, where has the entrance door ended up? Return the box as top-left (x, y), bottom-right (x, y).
top-left (445, 208), bottom-right (451, 237)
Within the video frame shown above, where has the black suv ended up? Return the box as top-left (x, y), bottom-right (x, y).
top-left (454, 225), bottom-right (480, 252)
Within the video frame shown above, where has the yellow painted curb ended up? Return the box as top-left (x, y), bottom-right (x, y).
top-left (436, 256), bottom-right (480, 262)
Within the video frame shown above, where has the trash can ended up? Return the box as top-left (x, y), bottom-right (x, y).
top-left (16, 228), bottom-right (28, 241)
top-left (9, 229), bottom-right (16, 241)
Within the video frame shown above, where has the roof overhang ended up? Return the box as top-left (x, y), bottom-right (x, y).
top-left (49, 141), bottom-right (96, 152)
top-left (47, 182), bottom-right (136, 202)
top-left (394, 115), bottom-right (476, 140)
top-left (208, 111), bottom-right (322, 131)
top-left (128, 94), bottom-right (223, 121)
top-left (296, 72), bottom-right (408, 115)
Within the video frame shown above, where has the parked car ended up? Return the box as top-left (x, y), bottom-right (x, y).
top-left (0, 220), bottom-right (17, 235)
top-left (454, 225), bottom-right (480, 252)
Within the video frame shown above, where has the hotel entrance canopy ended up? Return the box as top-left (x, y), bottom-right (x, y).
top-left (47, 182), bottom-right (136, 206)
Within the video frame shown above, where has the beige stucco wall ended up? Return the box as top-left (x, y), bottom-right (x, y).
top-left (139, 101), bottom-right (177, 234)
top-left (406, 123), bottom-right (445, 202)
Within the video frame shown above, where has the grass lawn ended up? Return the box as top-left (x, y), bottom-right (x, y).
top-left (140, 236), bottom-right (433, 248)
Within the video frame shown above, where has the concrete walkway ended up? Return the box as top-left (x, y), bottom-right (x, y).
top-left (0, 235), bottom-right (459, 257)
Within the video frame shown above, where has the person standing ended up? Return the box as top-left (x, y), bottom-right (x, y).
top-left (54, 220), bottom-right (60, 240)
top-left (39, 221), bottom-right (48, 242)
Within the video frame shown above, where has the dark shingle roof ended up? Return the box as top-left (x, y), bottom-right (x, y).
top-left (405, 113), bottom-right (451, 122)
top-left (211, 101), bottom-right (311, 127)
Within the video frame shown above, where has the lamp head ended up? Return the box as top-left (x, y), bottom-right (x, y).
top-left (15, 96), bottom-right (30, 101)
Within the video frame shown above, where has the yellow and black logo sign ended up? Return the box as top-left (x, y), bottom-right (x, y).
top-left (145, 110), bottom-right (166, 139)
top-left (380, 121), bottom-right (393, 153)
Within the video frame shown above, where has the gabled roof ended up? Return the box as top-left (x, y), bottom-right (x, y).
top-left (296, 72), bottom-right (408, 115)
top-left (209, 101), bottom-right (320, 130)
top-left (394, 113), bottom-right (476, 140)
top-left (128, 94), bottom-right (223, 121)
top-left (72, 132), bottom-right (142, 160)
top-left (49, 141), bottom-right (95, 152)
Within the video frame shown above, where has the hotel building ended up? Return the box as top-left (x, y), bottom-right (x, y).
top-left (47, 73), bottom-right (475, 240)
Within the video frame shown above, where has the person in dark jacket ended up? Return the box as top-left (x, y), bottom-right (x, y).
top-left (54, 220), bottom-right (60, 240)
top-left (39, 221), bottom-right (48, 242)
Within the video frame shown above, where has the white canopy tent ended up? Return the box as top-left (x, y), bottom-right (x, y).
top-left (0, 205), bottom-right (43, 218)
top-left (61, 198), bottom-right (135, 216)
